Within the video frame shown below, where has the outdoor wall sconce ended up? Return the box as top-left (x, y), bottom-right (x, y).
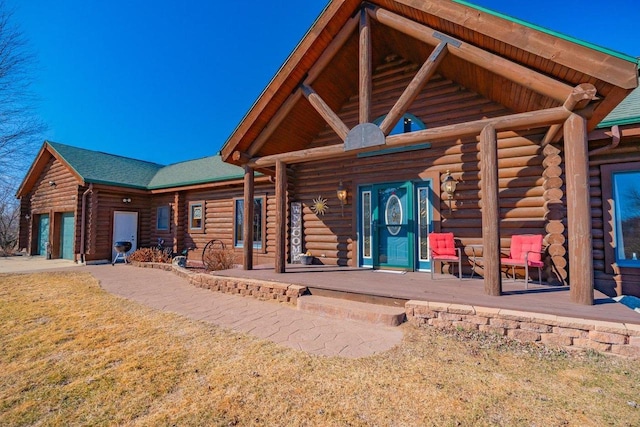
top-left (441, 170), bottom-right (458, 214)
top-left (48, 180), bottom-right (56, 187)
top-left (122, 198), bottom-right (132, 203)
top-left (24, 214), bottom-right (31, 220)
top-left (336, 181), bottom-right (348, 216)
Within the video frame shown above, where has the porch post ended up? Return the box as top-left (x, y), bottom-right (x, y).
top-left (480, 124), bottom-right (502, 296)
top-left (275, 160), bottom-right (287, 273)
top-left (564, 113), bottom-right (594, 305)
top-left (359, 7), bottom-right (372, 124)
top-left (243, 165), bottom-right (254, 270)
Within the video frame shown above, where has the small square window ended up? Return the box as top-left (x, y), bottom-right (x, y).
top-left (189, 201), bottom-right (204, 231)
top-left (157, 206), bottom-right (169, 231)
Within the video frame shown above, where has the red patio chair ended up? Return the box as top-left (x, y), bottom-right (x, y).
top-left (500, 234), bottom-right (544, 289)
top-left (428, 232), bottom-right (462, 280)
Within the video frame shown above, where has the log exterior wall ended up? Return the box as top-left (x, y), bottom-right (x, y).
top-left (292, 58), bottom-right (562, 282)
top-left (20, 156), bottom-right (81, 259)
top-left (587, 131), bottom-right (640, 297)
top-left (148, 182), bottom-right (276, 265)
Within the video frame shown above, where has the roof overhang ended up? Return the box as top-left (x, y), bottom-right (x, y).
top-left (221, 0), bottom-right (639, 165)
top-left (16, 141), bottom-right (85, 198)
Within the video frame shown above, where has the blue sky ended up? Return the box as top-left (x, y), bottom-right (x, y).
top-left (9, 0), bottom-right (640, 166)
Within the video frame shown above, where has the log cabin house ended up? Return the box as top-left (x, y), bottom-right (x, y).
top-left (219, 0), bottom-right (640, 305)
top-left (16, 141), bottom-right (276, 265)
top-left (15, 0), bottom-right (640, 306)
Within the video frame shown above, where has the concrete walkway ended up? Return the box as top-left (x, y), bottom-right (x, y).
top-left (0, 255), bottom-right (78, 273)
top-left (1, 257), bottom-right (403, 358)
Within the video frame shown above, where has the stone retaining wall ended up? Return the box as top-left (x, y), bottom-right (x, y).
top-left (130, 262), bottom-right (639, 358)
top-left (130, 261), bottom-right (306, 305)
top-left (406, 300), bottom-right (640, 358)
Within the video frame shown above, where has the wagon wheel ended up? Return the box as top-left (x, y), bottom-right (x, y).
top-left (201, 239), bottom-right (225, 270)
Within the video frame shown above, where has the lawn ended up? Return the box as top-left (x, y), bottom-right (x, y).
top-left (1, 272), bottom-right (639, 426)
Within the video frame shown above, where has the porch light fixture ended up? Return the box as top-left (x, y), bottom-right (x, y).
top-left (122, 198), bottom-right (132, 203)
top-left (336, 181), bottom-right (347, 216)
top-left (441, 170), bottom-right (457, 214)
top-left (48, 180), bottom-right (56, 187)
top-left (24, 214), bottom-right (31, 220)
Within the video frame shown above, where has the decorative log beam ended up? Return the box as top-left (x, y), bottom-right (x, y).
top-left (564, 113), bottom-right (594, 305)
top-left (301, 84), bottom-right (350, 141)
top-left (386, 106), bottom-right (571, 146)
top-left (379, 41), bottom-right (448, 135)
top-left (368, 6), bottom-right (573, 104)
top-left (243, 166), bottom-right (254, 270)
top-left (275, 160), bottom-right (287, 273)
top-left (232, 151), bottom-right (252, 163)
top-left (249, 106), bottom-right (572, 168)
top-left (480, 124), bottom-right (502, 296)
top-left (588, 125), bottom-right (621, 156)
top-left (542, 83), bottom-right (598, 145)
top-left (359, 8), bottom-right (372, 124)
top-left (246, 15), bottom-right (359, 158)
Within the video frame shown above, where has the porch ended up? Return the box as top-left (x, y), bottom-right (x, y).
top-left (213, 264), bottom-right (640, 325)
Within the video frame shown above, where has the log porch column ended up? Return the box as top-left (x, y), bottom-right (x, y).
top-left (564, 113), bottom-right (594, 305)
top-left (480, 124), bottom-right (502, 296)
top-left (243, 165), bottom-right (254, 270)
top-left (275, 160), bottom-right (287, 273)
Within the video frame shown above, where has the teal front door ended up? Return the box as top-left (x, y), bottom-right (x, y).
top-left (38, 214), bottom-right (49, 256)
top-left (374, 182), bottom-right (413, 269)
top-left (60, 212), bottom-right (75, 260)
top-left (359, 180), bottom-right (433, 271)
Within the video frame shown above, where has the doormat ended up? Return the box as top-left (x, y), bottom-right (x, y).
top-left (373, 270), bottom-right (407, 275)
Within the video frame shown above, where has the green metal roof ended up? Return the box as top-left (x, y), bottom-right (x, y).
top-left (47, 141), bottom-right (245, 190)
top-left (598, 86), bottom-right (640, 128)
top-left (453, 0), bottom-right (638, 64)
top-left (147, 155), bottom-right (245, 189)
top-left (48, 141), bottom-right (164, 189)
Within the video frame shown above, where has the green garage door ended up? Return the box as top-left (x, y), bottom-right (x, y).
top-left (60, 212), bottom-right (75, 260)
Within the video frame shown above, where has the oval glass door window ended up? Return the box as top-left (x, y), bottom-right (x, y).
top-left (385, 194), bottom-right (402, 235)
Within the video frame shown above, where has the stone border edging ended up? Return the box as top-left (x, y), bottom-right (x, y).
top-left (129, 261), bottom-right (306, 305)
top-left (406, 300), bottom-right (640, 358)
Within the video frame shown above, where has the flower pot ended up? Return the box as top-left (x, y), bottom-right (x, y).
top-left (300, 255), bottom-right (313, 265)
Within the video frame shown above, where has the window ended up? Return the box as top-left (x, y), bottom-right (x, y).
top-left (612, 171), bottom-right (640, 267)
top-left (234, 197), bottom-right (264, 249)
top-left (373, 113), bottom-right (426, 135)
top-left (189, 201), bottom-right (204, 231)
top-left (361, 191), bottom-right (371, 259)
top-left (156, 206), bottom-right (170, 231)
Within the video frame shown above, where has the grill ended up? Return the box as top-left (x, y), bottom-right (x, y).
top-left (112, 241), bottom-right (132, 265)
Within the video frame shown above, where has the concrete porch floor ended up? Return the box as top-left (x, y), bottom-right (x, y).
top-left (212, 263), bottom-right (640, 325)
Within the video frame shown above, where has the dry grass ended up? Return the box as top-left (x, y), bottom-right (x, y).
top-left (1, 272), bottom-right (639, 426)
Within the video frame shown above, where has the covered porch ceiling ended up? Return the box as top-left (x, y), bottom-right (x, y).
top-left (221, 0), bottom-right (638, 165)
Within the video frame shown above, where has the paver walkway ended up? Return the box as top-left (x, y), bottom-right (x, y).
top-left (84, 264), bottom-right (403, 358)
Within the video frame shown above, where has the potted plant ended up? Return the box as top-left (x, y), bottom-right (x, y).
top-left (300, 251), bottom-right (314, 265)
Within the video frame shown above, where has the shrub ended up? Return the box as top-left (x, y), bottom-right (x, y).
top-left (128, 247), bottom-right (172, 263)
top-left (202, 247), bottom-right (236, 271)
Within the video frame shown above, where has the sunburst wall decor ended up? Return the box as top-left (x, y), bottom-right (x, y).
top-left (310, 195), bottom-right (329, 216)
